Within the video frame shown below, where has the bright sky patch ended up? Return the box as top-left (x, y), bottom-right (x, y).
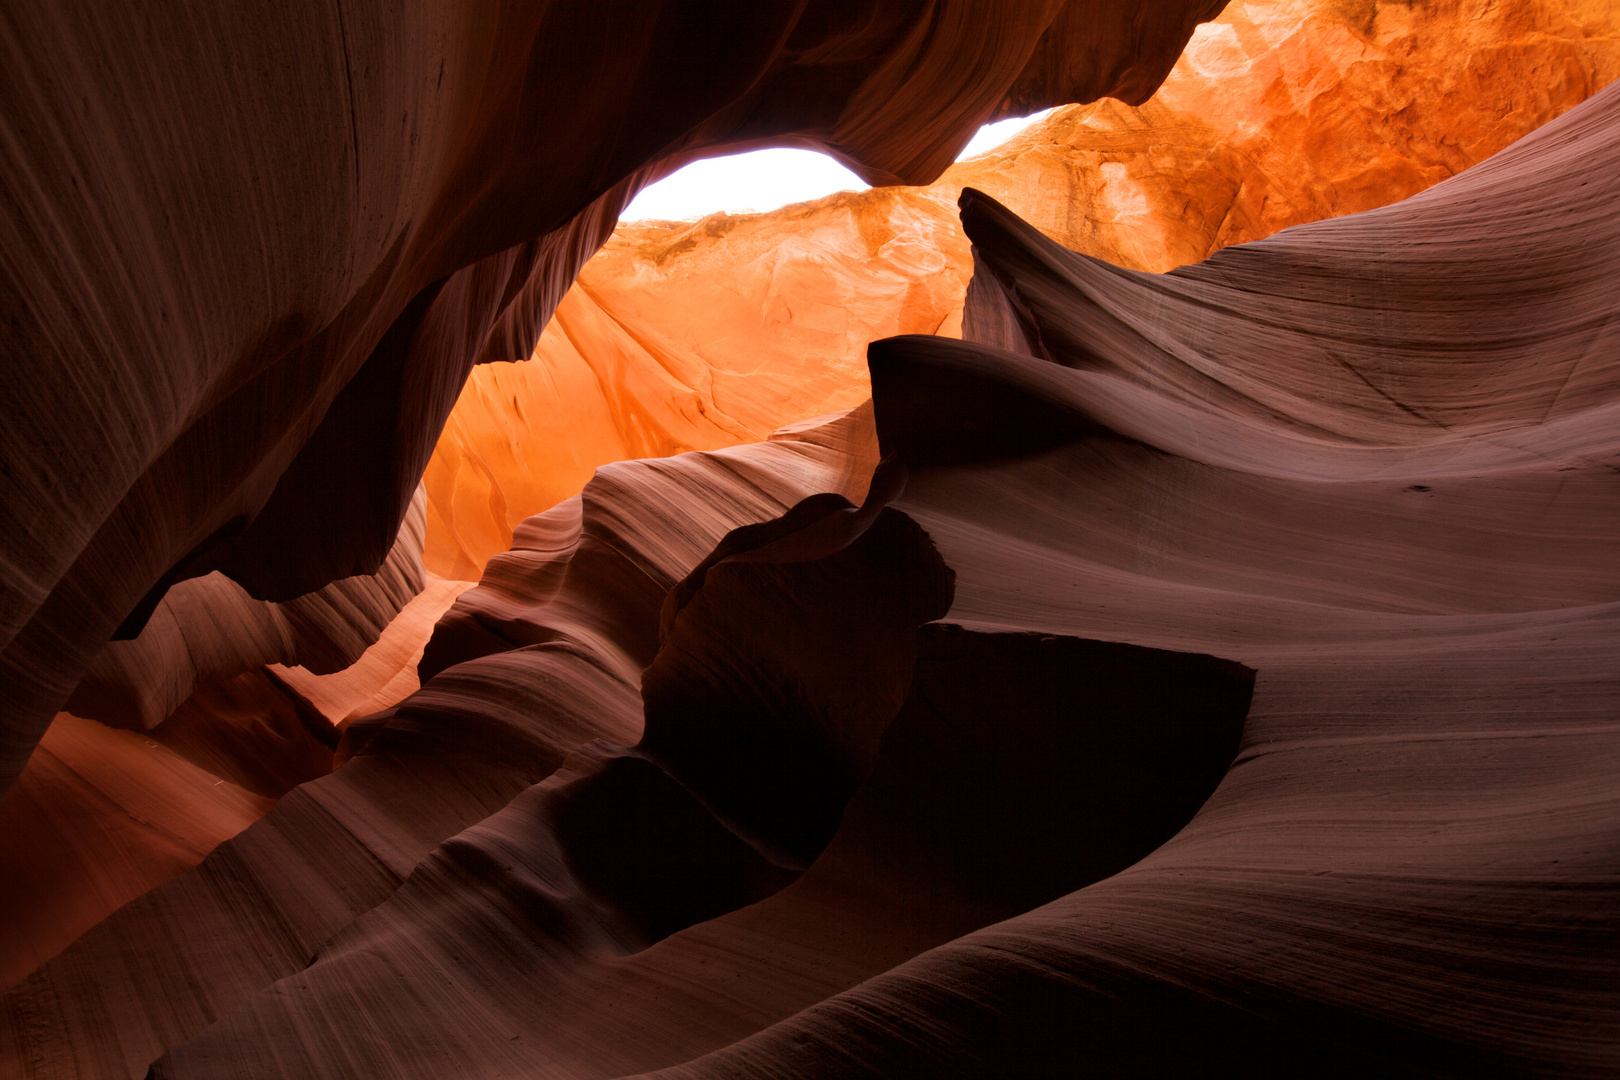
top-left (619, 110), bottom-right (1053, 222)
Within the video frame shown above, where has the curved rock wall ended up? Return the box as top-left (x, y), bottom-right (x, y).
top-left (6, 3), bottom-right (1620, 1077)
top-left (64, 489), bottom-right (428, 733)
top-left (16, 80), bottom-right (1616, 1067)
top-left (423, 0), bottom-right (1620, 578)
top-left (14, 80), bottom-right (1620, 1070)
top-left (2, 411), bottom-right (890, 1075)
top-left (0, 0), bottom-right (1219, 805)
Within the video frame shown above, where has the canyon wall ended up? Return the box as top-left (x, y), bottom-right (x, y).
top-left (5, 2), bottom-right (1619, 1077)
top-left (0, 0), bottom-right (1226, 1023)
top-left (9, 78), bottom-right (1617, 1072)
top-left (425, 0), bottom-right (1620, 577)
top-left (0, 0), bottom-right (1221, 805)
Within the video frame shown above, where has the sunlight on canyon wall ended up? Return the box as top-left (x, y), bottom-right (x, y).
top-left (9, 2), bottom-right (1620, 1075)
top-left (423, 0), bottom-right (1620, 578)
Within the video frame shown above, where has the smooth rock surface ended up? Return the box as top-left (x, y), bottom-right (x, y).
top-left (0, 712), bottom-right (270, 992)
top-left (130, 76), bottom-right (1620, 1079)
top-left (422, 0), bottom-right (1620, 577)
top-left (1, 412), bottom-right (890, 1077)
top-left (668, 84), bottom-right (1620, 1076)
top-left (0, 0), bottom-right (1220, 804)
top-left (6, 3), bottom-right (1619, 1077)
top-left (64, 490), bottom-right (429, 733)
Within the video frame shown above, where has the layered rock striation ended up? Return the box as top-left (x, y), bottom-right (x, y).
top-left (10, 75), bottom-right (1620, 1077)
top-left (0, 0), bottom-right (1222, 805)
top-left (5, 2), bottom-right (1620, 1077)
top-left (423, 0), bottom-right (1620, 577)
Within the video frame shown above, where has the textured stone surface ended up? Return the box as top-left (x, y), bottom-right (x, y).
top-left (423, 204), bottom-right (964, 577)
top-left (0, 0), bottom-right (1219, 804)
top-left (7, 3), bottom-right (1620, 1078)
top-left (423, 0), bottom-right (1620, 578)
top-left (2, 412), bottom-right (890, 1077)
top-left (14, 82), bottom-right (1618, 1074)
top-left (0, 713), bottom-right (270, 991)
top-left (64, 490), bottom-right (428, 733)
top-left (0, 550), bottom-right (468, 999)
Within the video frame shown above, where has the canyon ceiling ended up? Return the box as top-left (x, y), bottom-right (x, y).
top-left (3, 2), bottom-right (1619, 1078)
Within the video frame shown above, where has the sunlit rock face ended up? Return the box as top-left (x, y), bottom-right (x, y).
top-left (959, 0), bottom-right (1620, 268)
top-left (6, 2), bottom-right (1620, 1077)
top-left (11, 81), bottom-right (1616, 1076)
top-left (424, 0), bottom-right (1620, 578)
top-left (423, 199), bottom-right (966, 577)
top-left (972, 0), bottom-right (1620, 270)
top-left (0, 0), bottom-right (1220, 807)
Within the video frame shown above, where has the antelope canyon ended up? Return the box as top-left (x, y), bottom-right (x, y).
top-left (424, 0), bottom-right (1620, 576)
top-left (3, 2), bottom-right (1619, 1079)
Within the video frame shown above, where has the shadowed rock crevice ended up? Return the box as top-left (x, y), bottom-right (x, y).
top-left (143, 497), bottom-right (1253, 1080)
top-left (641, 489), bottom-right (955, 870)
top-left (641, 79), bottom-right (1620, 1079)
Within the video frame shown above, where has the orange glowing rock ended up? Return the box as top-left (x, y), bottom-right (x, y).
top-left (269, 575), bottom-right (475, 727)
top-left (423, 0), bottom-right (1620, 579)
top-left (0, 712), bottom-right (270, 989)
top-left (423, 196), bottom-right (968, 578)
top-left (957, 0), bottom-right (1620, 271)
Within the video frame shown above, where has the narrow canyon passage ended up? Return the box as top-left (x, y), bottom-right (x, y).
top-left (3, 2), bottom-right (1619, 1078)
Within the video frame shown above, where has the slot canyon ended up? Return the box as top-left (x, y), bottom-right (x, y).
top-left (2, 1), bottom-right (1618, 1076)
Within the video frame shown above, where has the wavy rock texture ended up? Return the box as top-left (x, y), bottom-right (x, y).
top-left (422, 0), bottom-right (1620, 577)
top-left (118, 74), bottom-right (1620, 1080)
top-left (145, 630), bottom-right (1252, 1080)
top-left (422, 205), bottom-right (964, 578)
top-left (0, 667), bottom-right (343, 991)
top-left (0, 493), bottom-right (448, 992)
top-left (64, 490), bottom-right (428, 733)
top-left (7, 3), bottom-right (1619, 1078)
top-left (0, 0), bottom-right (1220, 805)
top-left (658, 86), bottom-right (1620, 1076)
top-left (0, 714), bottom-right (271, 991)
top-left (0, 570), bottom-right (471, 1002)
top-left (1, 412), bottom-right (902, 1076)
top-left (19, 76), bottom-right (1620, 1072)
top-left (267, 575), bottom-right (477, 728)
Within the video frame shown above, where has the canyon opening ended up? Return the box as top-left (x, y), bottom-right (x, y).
top-left (3, 3), bottom-right (1618, 1078)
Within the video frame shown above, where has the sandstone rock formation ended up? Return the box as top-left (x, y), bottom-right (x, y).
top-left (424, 0), bottom-right (1620, 577)
top-left (64, 490), bottom-right (429, 733)
top-left (423, 204), bottom-right (963, 577)
top-left (967, 0), bottom-right (1620, 270)
top-left (791, 88), bottom-right (1617, 1070)
top-left (0, 492), bottom-right (463, 985)
top-left (0, 0), bottom-right (1221, 805)
top-left (12, 76), bottom-right (1620, 1074)
top-left (0, 713), bottom-right (270, 990)
top-left (2, 410), bottom-right (901, 1074)
top-left (6, 2), bottom-right (1620, 1077)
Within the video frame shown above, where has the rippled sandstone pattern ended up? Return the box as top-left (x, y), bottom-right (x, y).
top-left (10, 79), bottom-right (1620, 1076)
top-left (6, 3), bottom-right (1620, 1078)
top-left (0, 0), bottom-right (1225, 1035)
top-left (424, 0), bottom-right (1620, 577)
top-left (0, 491), bottom-right (481, 989)
top-left (64, 490), bottom-right (429, 734)
top-left (0, 0), bottom-right (1221, 806)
